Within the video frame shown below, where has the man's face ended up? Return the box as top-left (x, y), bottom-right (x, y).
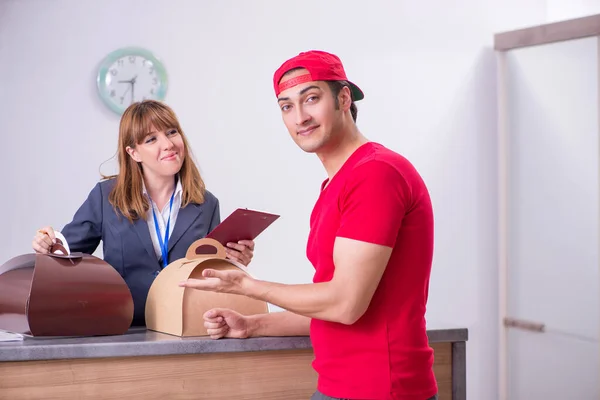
top-left (277, 68), bottom-right (346, 154)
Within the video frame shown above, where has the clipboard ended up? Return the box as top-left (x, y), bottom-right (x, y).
top-left (206, 208), bottom-right (280, 246)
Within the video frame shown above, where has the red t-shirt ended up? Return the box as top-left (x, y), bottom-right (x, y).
top-left (307, 142), bottom-right (437, 400)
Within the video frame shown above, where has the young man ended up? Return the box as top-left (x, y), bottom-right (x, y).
top-left (180, 50), bottom-right (438, 400)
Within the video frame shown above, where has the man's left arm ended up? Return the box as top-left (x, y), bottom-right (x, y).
top-left (242, 237), bottom-right (393, 324)
top-left (181, 161), bottom-right (409, 325)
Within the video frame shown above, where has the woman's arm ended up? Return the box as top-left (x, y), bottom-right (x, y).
top-left (60, 182), bottom-right (104, 254)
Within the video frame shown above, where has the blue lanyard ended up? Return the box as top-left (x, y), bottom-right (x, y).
top-left (151, 189), bottom-right (175, 269)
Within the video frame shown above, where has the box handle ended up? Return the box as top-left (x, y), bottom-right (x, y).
top-left (185, 238), bottom-right (226, 260)
top-left (46, 240), bottom-right (84, 260)
top-left (50, 241), bottom-right (69, 256)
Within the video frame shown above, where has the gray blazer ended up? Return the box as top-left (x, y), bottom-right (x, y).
top-left (61, 178), bottom-right (220, 326)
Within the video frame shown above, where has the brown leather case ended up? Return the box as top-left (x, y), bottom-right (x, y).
top-left (145, 238), bottom-right (269, 337)
top-left (0, 243), bottom-right (134, 336)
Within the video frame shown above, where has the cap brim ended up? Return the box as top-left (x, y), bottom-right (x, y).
top-left (349, 81), bottom-right (364, 101)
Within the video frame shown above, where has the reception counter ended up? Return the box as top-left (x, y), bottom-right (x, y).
top-left (0, 324), bottom-right (468, 399)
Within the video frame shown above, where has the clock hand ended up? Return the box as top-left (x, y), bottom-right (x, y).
top-left (118, 75), bottom-right (137, 84)
top-left (122, 75), bottom-right (138, 103)
top-left (120, 85), bottom-right (131, 104)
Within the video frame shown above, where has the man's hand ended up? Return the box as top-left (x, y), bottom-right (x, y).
top-left (203, 308), bottom-right (251, 339)
top-left (179, 268), bottom-right (252, 295)
top-left (203, 309), bottom-right (311, 339)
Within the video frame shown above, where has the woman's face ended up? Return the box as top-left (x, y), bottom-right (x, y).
top-left (126, 126), bottom-right (186, 180)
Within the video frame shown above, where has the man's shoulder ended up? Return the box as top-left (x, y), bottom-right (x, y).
top-left (345, 143), bottom-right (430, 202)
top-left (354, 142), bottom-right (416, 174)
top-left (347, 144), bottom-right (414, 184)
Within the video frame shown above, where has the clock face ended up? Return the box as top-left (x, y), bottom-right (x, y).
top-left (97, 47), bottom-right (168, 115)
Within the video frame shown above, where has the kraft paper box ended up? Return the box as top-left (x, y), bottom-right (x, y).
top-left (0, 238), bottom-right (134, 337)
top-left (145, 238), bottom-right (269, 337)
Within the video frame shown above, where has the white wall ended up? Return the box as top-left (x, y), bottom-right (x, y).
top-left (0, 1), bottom-right (549, 399)
top-left (546, 0), bottom-right (600, 22)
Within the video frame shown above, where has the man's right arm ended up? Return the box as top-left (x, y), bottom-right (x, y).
top-left (248, 310), bottom-right (310, 337)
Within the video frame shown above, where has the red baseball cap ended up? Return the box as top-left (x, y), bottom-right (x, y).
top-left (273, 50), bottom-right (364, 101)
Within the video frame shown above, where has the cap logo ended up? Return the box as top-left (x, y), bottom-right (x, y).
top-left (277, 73), bottom-right (313, 95)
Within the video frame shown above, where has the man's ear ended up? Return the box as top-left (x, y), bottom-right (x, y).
top-left (126, 146), bottom-right (142, 163)
top-left (339, 86), bottom-right (353, 112)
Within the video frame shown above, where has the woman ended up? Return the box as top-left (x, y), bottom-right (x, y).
top-left (32, 100), bottom-right (255, 326)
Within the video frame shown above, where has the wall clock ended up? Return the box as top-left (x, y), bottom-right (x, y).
top-left (96, 47), bottom-right (168, 115)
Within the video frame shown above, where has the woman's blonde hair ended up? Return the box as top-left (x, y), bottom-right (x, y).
top-left (103, 100), bottom-right (205, 222)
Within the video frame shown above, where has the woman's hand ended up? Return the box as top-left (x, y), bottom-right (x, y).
top-left (32, 226), bottom-right (56, 254)
top-left (225, 240), bottom-right (255, 266)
